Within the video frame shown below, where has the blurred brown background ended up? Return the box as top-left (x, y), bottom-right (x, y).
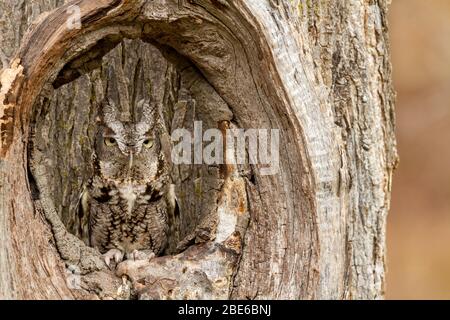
top-left (387, 0), bottom-right (450, 299)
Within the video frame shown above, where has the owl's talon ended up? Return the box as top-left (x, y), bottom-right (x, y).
top-left (103, 249), bottom-right (124, 269)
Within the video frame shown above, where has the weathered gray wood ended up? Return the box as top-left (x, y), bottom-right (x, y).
top-left (0, 0), bottom-right (397, 300)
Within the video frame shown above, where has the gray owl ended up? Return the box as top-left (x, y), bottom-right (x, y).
top-left (83, 95), bottom-right (173, 267)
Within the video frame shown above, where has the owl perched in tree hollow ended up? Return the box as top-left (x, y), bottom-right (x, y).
top-left (82, 92), bottom-right (173, 268)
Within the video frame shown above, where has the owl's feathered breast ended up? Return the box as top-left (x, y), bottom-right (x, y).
top-left (87, 175), bottom-right (169, 255)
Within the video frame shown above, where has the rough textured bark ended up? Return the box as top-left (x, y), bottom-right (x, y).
top-left (0, 0), bottom-right (397, 300)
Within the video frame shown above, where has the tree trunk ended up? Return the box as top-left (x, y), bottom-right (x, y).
top-left (0, 0), bottom-right (397, 300)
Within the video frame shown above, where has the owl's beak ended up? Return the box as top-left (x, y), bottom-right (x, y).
top-left (128, 151), bottom-right (134, 171)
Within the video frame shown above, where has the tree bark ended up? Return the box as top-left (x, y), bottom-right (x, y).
top-left (0, 0), bottom-right (397, 300)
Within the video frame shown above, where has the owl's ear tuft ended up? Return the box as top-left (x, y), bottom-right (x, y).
top-left (99, 99), bottom-right (120, 127)
top-left (137, 100), bottom-right (158, 126)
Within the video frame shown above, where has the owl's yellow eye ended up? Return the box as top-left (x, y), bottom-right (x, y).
top-left (104, 137), bottom-right (117, 146)
top-left (143, 139), bottom-right (154, 148)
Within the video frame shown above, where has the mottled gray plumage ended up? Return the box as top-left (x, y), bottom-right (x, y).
top-left (83, 80), bottom-right (172, 266)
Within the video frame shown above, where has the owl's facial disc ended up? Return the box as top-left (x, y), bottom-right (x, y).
top-left (128, 151), bottom-right (134, 172)
top-left (98, 121), bottom-right (160, 183)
